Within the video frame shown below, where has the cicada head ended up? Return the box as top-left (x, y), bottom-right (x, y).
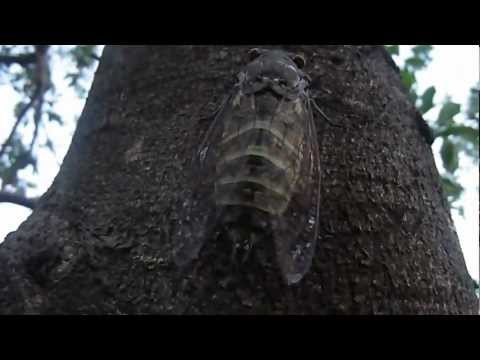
top-left (238, 48), bottom-right (310, 99)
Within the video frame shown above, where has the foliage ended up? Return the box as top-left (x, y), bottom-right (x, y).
top-left (0, 45), bottom-right (101, 194)
top-left (386, 45), bottom-right (479, 215)
top-left (64, 45), bottom-right (100, 98)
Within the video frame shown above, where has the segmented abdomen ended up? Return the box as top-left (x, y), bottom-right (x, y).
top-left (215, 91), bottom-right (306, 216)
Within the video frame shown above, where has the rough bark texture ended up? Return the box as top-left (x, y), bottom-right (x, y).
top-left (0, 45), bottom-right (477, 314)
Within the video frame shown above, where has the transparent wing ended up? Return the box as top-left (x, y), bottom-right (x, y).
top-left (172, 95), bottom-right (232, 266)
top-left (173, 90), bottom-right (260, 266)
top-left (271, 96), bottom-right (321, 285)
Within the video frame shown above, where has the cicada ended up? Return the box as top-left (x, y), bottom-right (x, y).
top-left (174, 48), bottom-right (322, 285)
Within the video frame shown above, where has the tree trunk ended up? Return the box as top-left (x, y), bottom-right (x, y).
top-left (0, 45), bottom-right (476, 314)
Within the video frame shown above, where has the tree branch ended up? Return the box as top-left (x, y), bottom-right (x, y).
top-left (0, 46), bottom-right (51, 158)
top-left (0, 191), bottom-right (37, 209)
top-left (0, 53), bottom-right (37, 67)
top-left (29, 46), bottom-right (50, 152)
top-left (0, 94), bottom-right (37, 158)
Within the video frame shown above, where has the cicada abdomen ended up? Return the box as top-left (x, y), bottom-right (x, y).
top-left (174, 48), bottom-right (321, 285)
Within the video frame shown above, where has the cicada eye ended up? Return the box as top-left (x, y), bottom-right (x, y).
top-left (248, 48), bottom-right (262, 61)
top-left (293, 54), bottom-right (306, 69)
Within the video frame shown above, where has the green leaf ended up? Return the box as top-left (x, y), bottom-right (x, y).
top-left (457, 206), bottom-right (464, 217)
top-left (408, 90), bottom-right (418, 104)
top-left (69, 45), bottom-right (98, 68)
top-left (65, 72), bottom-right (80, 87)
top-left (44, 139), bottom-right (55, 152)
top-left (411, 45), bottom-right (433, 60)
top-left (405, 57), bottom-right (426, 70)
top-left (385, 45), bottom-right (399, 56)
top-left (47, 111), bottom-right (64, 125)
top-left (437, 101), bottom-right (461, 126)
top-left (440, 139), bottom-right (459, 173)
top-left (449, 204), bottom-right (465, 218)
top-left (401, 69), bottom-right (416, 90)
top-left (467, 85), bottom-right (479, 120)
top-left (13, 101), bottom-right (28, 118)
top-left (437, 125), bottom-right (479, 144)
top-left (441, 176), bottom-right (463, 202)
top-left (419, 86), bottom-right (436, 114)
top-left (462, 146), bottom-right (479, 162)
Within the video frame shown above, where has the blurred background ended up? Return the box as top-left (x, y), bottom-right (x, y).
top-left (0, 45), bottom-right (478, 289)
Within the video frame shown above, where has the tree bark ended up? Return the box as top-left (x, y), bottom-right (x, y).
top-left (0, 45), bottom-right (476, 314)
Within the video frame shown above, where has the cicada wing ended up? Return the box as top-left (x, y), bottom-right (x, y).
top-left (173, 95), bottom-right (233, 266)
top-left (173, 90), bottom-right (260, 266)
top-left (271, 97), bottom-right (321, 285)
